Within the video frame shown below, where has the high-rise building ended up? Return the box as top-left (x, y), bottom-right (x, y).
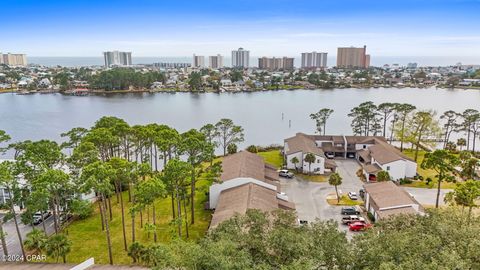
top-left (0, 53), bottom-right (27, 66)
top-left (208, 54), bottom-right (224, 69)
top-left (231, 48), bottom-right (250, 68)
top-left (258, 57), bottom-right (294, 71)
top-left (407, 63), bottom-right (418, 69)
top-left (301, 52), bottom-right (327, 69)
top-left (103, 51), bottom-right (132, 67)
top-left (336, 46), bottom-right (369, 68)
top-left (193, 54), bottom-right (205, 68)
top-left (154, 62), bottom-right (191, 69)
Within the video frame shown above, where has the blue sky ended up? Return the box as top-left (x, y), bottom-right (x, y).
top-left (2, 0), bottom-right (480, 57)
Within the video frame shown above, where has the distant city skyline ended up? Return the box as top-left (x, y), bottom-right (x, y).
top-left (2, 0), bottom-right (480, 59)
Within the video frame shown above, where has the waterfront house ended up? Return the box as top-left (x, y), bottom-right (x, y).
top-left (284, 133), bottom-right (330, 174)
top-left (364, 181), bottom-right (424, 220)
top-left (283, 133), bottom-right (416, 180)
top-left (208, 151), bottom-right (295, 229)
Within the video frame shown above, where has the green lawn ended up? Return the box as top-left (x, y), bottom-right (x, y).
top-left (400, 149), bottom-right (458, 189)
top-left (257, 150), bottom-right (284, 168)
top-left (401, 180), bottom-right (457, 189)
top-left (402, 149), bottom-right (437, 179)
top-left (60, 179), bottom-right (212, 265)
top-left (326, 194), bottom-right (363, 206)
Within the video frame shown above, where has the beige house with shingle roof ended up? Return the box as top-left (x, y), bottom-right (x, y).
top-left (284, 133), bottom-right (330, 174)
top-left (208, 151), bottom-right (295, 229)
top-left (364, 181), bottom-right (424, 220)
top-left (284, 133), bottom-right (417, 180)
top-left (357, 138), bottom-right (417, 181)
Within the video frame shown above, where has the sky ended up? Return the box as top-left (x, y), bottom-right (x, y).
top-left (2, 0), bottom-right (480, 59)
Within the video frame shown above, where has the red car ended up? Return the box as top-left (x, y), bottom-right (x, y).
top-left (349, 222), bottom-right (372, 231)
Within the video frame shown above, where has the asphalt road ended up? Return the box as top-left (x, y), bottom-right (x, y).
top-left (404, 187), bottom-right (452, 206)
top-left (0, 213), bottom-right (56, 260)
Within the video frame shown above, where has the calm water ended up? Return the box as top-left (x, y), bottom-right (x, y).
top-left (1, 88), bottom-right (479, 157)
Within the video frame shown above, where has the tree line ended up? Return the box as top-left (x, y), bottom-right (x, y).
top-left (312, 103), bottom-right (480, 160)
top-left (88, 68), bottom-right (167, 91)
top-left (125, 207), bottom-right (480, 269)
top-left (0, 117), bottom-right (244, 264)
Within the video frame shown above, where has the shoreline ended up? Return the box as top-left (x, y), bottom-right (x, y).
top-left (1, 84), bottom-right (480, 95)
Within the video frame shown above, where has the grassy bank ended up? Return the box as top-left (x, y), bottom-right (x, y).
top-left (257, 150), bottom-right (284, 168)
top-left (61, 180), bottom-right (211, 265)
top-left (401, 149), bottom-right (456, 189)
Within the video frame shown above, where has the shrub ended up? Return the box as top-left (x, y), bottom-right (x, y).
top-left (227, 144), bottom-right (237, 155)
top-left (367, 212), bottom-right (376, 223)
top-left (24, 229), bottom-right (47, 251)
top-left (70, 199), bottom-right (94, 220)
top-left (400, 178), bottom-right (412, 185)
top-left (246, 145), bottom-right (258, 153)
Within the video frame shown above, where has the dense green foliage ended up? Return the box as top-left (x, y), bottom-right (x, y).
top-left (89, 68), bottom-right (166, 90)
top-left (128, 208), bottom-right (480, 270)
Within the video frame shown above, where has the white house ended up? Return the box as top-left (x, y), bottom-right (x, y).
top-left (284, 133), bottom-right (416, 179)
top-left (284, 133), bottom-right (330, 174)
top-left (357, 139), bottom-right (417, 181)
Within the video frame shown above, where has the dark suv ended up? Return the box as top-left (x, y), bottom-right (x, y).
top-left (341, 206), bottom-right (360, 215)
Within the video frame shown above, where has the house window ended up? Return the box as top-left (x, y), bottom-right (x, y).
top-left (386, 166), bottom-right (390, 171)
top-left (317, 159), bottom-right (320, 163)
top-left (363, 145), bottom-right (366, 149)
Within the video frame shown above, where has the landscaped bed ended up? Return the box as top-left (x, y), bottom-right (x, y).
top-left (326, 194), bottom-right (364, 206)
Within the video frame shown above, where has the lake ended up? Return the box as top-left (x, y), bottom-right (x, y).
top-left (1, 87), bottom-right (479, 157)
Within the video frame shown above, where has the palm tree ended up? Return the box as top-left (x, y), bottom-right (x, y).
top-left (328, 173), bottom-right (343, 203)
top-left (45, 234), bottom-right (71, 263)
top-left (304, 153), bottom-right (316, 175)
top-left (24, 229), bottom-right (47, 251)
top-left (376, 171), bottom-right (391, 182)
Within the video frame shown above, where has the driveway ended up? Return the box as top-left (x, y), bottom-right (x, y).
top-left (0, 214), bottom-right (56, 260)
top-left (280, 159), bottom-right (365, 236)
top-left (404, 187), bottom-right (452, 207)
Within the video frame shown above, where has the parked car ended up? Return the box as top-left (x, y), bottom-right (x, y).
top-left (32, 211), bottom-right (51, 225)
top-left (349, 222), bottom-right (372, 231)
top-left (298, 219), bottom-right (308, 225)
top-left (279, 169), bottom-right (294, 178)
top-left (342, 215), bottom-right (366, 225)
top-left (325, 152), bottom-right (335, 159)
top-left (348, 191), bottom-right (358, 200)
top-left (341, 206), bottom-right (360, 215)
top-left (347, 153), bottom-right (356, 159)
top-left (359, 188), bottom-right (365, 199)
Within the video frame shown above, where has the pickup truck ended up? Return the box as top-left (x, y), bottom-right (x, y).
top-left (341, 215), bottom-right (366, 225)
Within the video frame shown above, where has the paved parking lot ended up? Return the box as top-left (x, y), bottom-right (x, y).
top-left (280, 159), bottom-right (452, 237)
top-left (280, 159), bottom-right (364, 236)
